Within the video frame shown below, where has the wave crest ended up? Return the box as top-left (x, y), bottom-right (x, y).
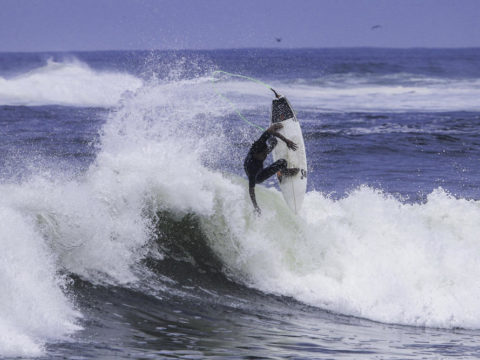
top-left (0, 58), bottom-right (142, 107)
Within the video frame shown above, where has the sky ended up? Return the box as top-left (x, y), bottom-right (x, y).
top-left (0, 0), bottom-right (479, 52)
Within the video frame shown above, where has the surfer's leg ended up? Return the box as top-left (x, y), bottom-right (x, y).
top-left (266, 137), bottom-right (278, 153)
top-left (255, 159), bottom-right (287, 184)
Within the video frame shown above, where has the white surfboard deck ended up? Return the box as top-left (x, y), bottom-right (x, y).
top-left (271, 96), bottom-right (307, 214)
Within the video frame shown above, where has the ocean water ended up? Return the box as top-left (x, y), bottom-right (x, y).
top-left (1, 48), bottom-right (480, 359)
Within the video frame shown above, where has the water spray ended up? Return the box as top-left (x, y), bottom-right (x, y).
top-left (211, 70), bottom-right (276, 131)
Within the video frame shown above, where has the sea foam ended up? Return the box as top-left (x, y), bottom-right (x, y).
top-left (0, 58), bottom-right (142, 107)
top-left (0, 205), bottom-right (81, 357)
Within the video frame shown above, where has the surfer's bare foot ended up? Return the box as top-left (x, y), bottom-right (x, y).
top-left (282, 168), bottom-right (299, 177)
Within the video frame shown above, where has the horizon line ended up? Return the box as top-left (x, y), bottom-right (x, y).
top-left (1, 46), bottom-right (480, 54)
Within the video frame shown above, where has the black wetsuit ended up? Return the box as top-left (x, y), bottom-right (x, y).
top-left (243, 131), bottom-right (287, 188)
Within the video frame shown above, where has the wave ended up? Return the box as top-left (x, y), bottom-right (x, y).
top-left (0, 58), bottom-right (142, 107)
top-left (212, 73), bottom-right (480, 112)
top-left (202, 185), bottom-right (480, 329)
top-left (2, 72), bottom-right (480, 356)
top-left (2, 58), bottom-right (480, 112)
top-left (0, 73), bottom-right (229, 356)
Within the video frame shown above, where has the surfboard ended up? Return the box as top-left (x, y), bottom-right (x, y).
top-left (271, 95), bottom-right (307, 214)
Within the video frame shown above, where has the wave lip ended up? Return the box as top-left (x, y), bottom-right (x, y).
top-left (0, 58), bottom-right (142, 107)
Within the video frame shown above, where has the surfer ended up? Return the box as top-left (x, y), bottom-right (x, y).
top-left (244, 117), bottom-right (299, 215)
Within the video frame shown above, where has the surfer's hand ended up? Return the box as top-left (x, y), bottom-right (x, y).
top-left (286, 140), bottom-right (297, 151)
top-left (254, 206), bottom-right (262, 216)
top-left (268, 123), bottom-right (283, 133)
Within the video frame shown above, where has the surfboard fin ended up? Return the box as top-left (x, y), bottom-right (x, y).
top-left (270, 88), bottom-right (281, 99)
top-left (276, 171), bottom-right (283, 183)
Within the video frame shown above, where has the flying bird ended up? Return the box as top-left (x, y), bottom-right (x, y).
top-left (371, 25), bottom-right (382, 30)
top-left (275, 37), bottom-right (282, 43)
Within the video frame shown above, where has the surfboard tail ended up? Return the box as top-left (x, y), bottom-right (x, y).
top-left (271, 97), bottom-right (295, 123)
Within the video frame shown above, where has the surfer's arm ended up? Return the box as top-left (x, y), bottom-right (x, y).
top-left (266, 124), bottom-right (297, 151)
top-left (270, 132), bottom-right (298, 151)
top-left (249, 186), bottom-right (261, 215)
top-left (267, 123), bottom-right (283, 134)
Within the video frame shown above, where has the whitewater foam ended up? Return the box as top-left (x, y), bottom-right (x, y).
top-left (200, 185), bottom-right (480, 329)
top-left (0, 205), bottom-right (81, 357)
top-left (211, 74), bottom-right (480, 112)
top-left (0, 58), bottom-right (142, 107)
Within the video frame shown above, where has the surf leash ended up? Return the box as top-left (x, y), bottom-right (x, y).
top-left (211, 70), bottom-right (276, 131)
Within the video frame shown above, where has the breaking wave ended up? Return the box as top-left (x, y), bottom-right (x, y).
top-left (2, 71), bottom-right (480, 357)
top-left (0, 58), bottom-right (142, 107)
